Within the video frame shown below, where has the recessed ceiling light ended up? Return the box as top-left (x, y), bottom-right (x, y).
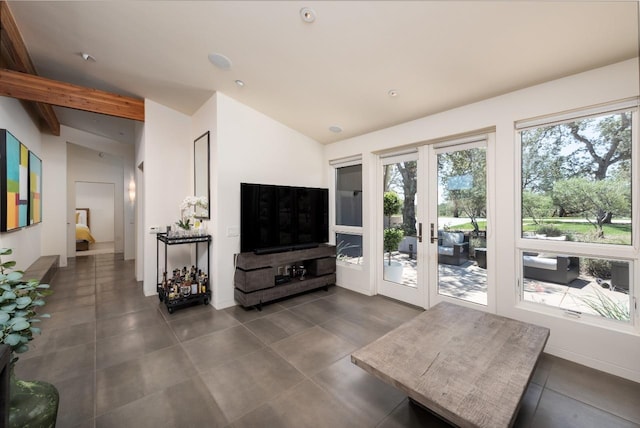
top-left (208, 53), bottom-right (232, 70)
top-left (388, 89), bottom-right (398, 97)
top-left (300, 7), bottom-right (316, 23)
top-left (80, 52), bottom-right (96, 62)
top-left (235, 80), bottom-right (245, 87)
top-left (329, 125), bottom-right (342, 133)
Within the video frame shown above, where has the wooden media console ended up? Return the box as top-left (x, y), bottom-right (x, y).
top-left (234, 244), bottom-right (336, 309)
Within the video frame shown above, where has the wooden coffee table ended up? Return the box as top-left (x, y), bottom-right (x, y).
top-left (351, 302), bottom-right (549, 428)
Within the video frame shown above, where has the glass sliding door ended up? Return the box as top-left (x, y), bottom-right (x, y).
top-left (430, 140), bottom-right (488, 306)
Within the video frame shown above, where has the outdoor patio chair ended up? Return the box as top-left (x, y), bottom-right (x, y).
top-left (438, 231), bottom-right (469, 266)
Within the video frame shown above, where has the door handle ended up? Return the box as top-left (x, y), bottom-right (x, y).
top-left (430, 223), bottom-right (438, 244)
top-left (417, 223), bottom-right (422, 243)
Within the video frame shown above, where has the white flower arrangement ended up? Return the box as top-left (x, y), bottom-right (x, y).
top-left (180, 196), bottom-right (208, 212)
top-left (176, 196), bottom-right (209, 232)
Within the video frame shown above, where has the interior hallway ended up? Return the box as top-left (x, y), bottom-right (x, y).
top-left (13, 253), bottom-right (640, 427)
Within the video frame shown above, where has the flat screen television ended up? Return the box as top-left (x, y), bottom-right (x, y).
top-left (240, 183), bottom-right (329, 254)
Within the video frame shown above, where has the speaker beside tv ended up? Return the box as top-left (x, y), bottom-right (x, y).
top-left (240, 182), bottom-right (329, 254)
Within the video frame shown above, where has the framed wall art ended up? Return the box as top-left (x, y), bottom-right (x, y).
top-left (0, 129), bottom-right (29, 231)
top-left (29, 151), bottom-right (42, 225)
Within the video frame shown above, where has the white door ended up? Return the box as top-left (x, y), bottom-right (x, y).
top-left (377, 150), bottom-right (426, 306)
top-left (427, 137), bottom-right (491, 309)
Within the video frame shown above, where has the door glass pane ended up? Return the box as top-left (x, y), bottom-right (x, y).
top-left (522, 253), bottom-right (631, 322)
top-left (437, 147), bottom-right (487, 305)
top-left (383, 161), bottom-right (418, 286)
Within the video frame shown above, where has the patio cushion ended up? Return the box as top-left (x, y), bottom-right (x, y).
top-left (441, 232), bottom-right (464, 247)
top-left (523, 255), bottom-right (557, 270)
top-left (439, 247), bottom-right (455, 256)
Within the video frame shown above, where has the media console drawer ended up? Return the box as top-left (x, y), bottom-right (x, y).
top-left (234, 267), bottom-right (274, 292)
top-left (308, 257), bottom-right (335, 276)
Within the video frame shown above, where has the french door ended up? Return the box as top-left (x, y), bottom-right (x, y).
top-left (376, 136), bottom-right (491, 310)
top-left (377, 150), bottom-right (425, 306)
top-left (427, 138), bottom-right (489, 308)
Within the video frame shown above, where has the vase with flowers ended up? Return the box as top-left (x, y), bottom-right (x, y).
top-left (0, 248), bottom-right (58, 428)
top-left (176, 196), bottom-right (208, 236)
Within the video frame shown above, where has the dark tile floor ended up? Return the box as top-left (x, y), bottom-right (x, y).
top-left (14, 253), bottom-right (640, 427)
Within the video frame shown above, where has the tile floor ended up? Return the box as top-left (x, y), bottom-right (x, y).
top-left (14, 253), bottom-right (640, 428)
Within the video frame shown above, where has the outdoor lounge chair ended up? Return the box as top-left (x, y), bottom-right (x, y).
top-left (523, 253), bottom-right (580, 285)
top-left (438, 231), bottom-right (469, 266)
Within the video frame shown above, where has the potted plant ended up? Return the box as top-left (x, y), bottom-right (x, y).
top-left (383, 191), bottom-right (404, 282)
top-left (0, 248), bottom-right (58, 428)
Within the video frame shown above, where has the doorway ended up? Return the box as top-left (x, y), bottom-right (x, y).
top-left (75, 181), bottom-right (116, 255)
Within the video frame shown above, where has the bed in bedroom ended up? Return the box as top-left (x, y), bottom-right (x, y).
top-left (76, 208), bottom-right (96, 251)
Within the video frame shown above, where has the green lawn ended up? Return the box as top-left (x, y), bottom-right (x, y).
top-left (451, 219), bottom-right (631, 245)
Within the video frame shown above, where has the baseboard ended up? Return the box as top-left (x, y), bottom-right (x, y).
top-left (544, 344), bottom-right (640, 383)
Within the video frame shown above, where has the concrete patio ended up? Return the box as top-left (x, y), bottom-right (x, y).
top-left (389, 252), bottom-right (630, 321)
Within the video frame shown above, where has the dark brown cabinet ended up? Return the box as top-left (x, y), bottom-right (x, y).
top-left (234, 244), bottom-right (336, 309)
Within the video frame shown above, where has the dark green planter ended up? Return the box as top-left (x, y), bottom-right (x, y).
top-left (9, 367), bottom-right (59, 428)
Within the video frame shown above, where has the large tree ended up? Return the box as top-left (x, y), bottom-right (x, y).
top-left (396, 161), bottom-right (417, 236)
top-left (438, 148), bottom-right (486, 233)
top-left (564, 113), bottom-right (631, 181)
top-left (552, 178), bottom-right (629, 238)
top-left (521, 126), bottom-right (566, 194)
top-left (522, 112), bottom-right (632, 221)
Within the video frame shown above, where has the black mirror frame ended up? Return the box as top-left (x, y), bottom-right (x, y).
top-left (194, 131), bottom-right (210, 220)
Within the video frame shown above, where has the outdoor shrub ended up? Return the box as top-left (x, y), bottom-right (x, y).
top-left (583, 258), bottom-right (611, 279)
top-left (536, 224), bottom-right (563, 237)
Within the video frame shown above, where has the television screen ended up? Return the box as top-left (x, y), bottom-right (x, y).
top-left (241, 183), bottom-right (328, 253)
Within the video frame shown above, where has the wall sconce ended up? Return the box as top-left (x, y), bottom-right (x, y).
top-left (128, 179), bottom-right (136, 204)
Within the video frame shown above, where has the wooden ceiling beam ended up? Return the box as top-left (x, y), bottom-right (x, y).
top-left (0, 1), bottom-right (60, 135)
top-left (0, 2), bottom-right (35, 74)
top-left (0, 69), bottom-right (145, 122)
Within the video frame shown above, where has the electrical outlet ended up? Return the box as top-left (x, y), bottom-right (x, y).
top-left (149, 226), bottom-right (163, 234)
top-left (227, 226), bottom-right (240, 237)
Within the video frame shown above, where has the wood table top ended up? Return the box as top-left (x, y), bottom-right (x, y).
top-left (351, 302), bottom-right (549, 428)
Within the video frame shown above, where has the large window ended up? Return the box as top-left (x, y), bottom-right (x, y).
top-left (518, 103), bottom-right (637, 326)
top-left (335, 162), bottom-right (363, 265)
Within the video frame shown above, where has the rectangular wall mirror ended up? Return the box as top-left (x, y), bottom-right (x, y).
top-left (194, 131), bottom-right (210, 219)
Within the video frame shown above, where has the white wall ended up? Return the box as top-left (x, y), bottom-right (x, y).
top-left (191, 93), bottom-right (326, 308)
top-left (134, 121), bottom-right (145, 282)
top-left (140, 99), bottom-right (191, 296)
top-left (324, 59), bottom-right (640, 382)
top-left (76, 181), bottom-right (115, 242)
top-left (0, 97), bottom-right (43, 271)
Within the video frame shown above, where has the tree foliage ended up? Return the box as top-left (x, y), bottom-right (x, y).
top-left (552, 178), bottom-right (629, 238)
top-left (383, 191), bottom-right (402, 224)
top-left (564, 113), bottom-right (631, 181)
top-left (522, 191), bottom-right (554, 225)
top-left (521, 111), bottom-right (632, 235)
top-left (382, 191), bottom-right (404, 265)
top-left (438, 148), bottom-right (486, 233)
top-left (396, 161), bottom-right (417, 235)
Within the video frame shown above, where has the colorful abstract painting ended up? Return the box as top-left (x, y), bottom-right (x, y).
top-left (1, 130), bottom-right (28, 231)
top-left (29, 151), bottom-right (42, 225)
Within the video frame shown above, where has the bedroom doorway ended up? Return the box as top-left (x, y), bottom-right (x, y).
top-left (75, 181), bottom-right (116, 255)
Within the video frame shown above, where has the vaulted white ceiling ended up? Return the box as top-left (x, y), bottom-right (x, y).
top-left (7, 1), bottom-right (639, 144)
